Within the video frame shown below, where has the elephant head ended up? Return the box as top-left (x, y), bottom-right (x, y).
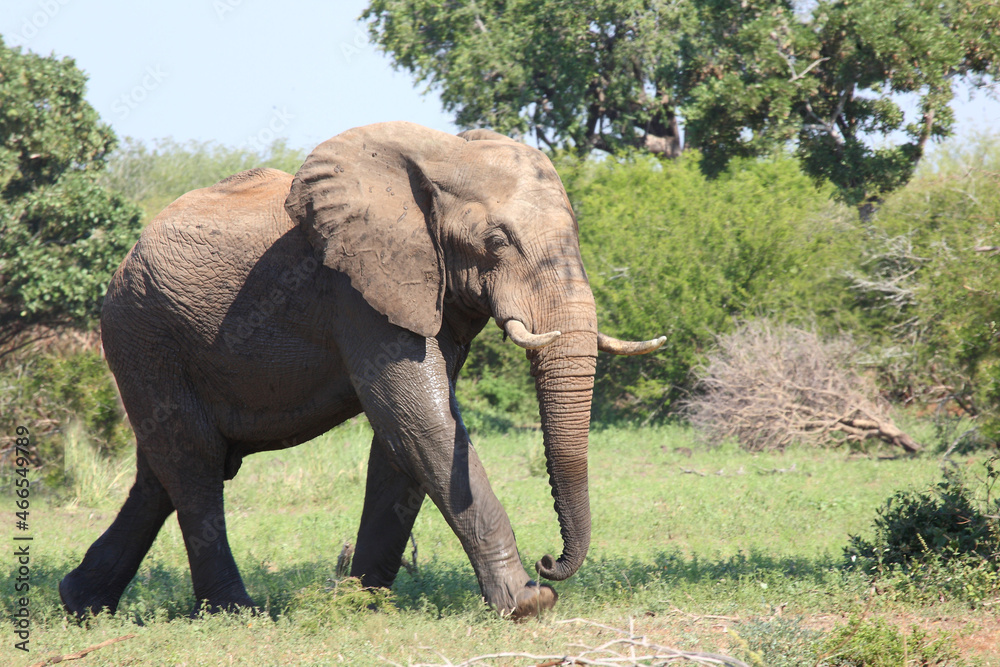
top-left (284, 121), bottom-right (663, 583)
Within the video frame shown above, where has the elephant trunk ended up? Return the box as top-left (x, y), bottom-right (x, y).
top-left (529, 326), bottom-right (597, 582)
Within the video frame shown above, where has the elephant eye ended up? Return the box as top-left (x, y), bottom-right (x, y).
top-left (485, 229), bottom-right (510, 254)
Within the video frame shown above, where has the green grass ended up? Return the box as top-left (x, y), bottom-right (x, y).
top-left (3, 421), bottom-right (998, 665)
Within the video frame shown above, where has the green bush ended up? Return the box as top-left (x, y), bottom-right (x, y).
top-left (845, 457), bottom-right (1000, 603)
top-left (0, 39), bottom-right (144, 348)
top-left (557, 150), bottom-right (855, 422)
top-left (456, 326), bottom-right (539, 434)
top-left (732, 615), bottom-right (966, 667)
top-left (0, 348), bottom-right (130, 484)
top-left (731, 617), bottom-right (823, 667)
top-left (817, 616), bottom-right (963, 667)
top-left (849, 134), bottom-right (1000, 436)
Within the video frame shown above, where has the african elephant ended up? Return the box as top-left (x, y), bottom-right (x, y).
top-left (59, 121), bottom-right (663, 620)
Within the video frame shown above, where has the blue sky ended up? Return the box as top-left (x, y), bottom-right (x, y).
top-left (2, 0), bottom-right (458, 151)
top-left (2, 0), bottom-right (997, 153)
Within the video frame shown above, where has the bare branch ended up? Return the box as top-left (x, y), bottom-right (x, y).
top-left (683, 320), bottom-right (919, 453)
top-left (400, 618), bottom-right (751, 666)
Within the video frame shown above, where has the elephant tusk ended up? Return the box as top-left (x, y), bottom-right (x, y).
top-left (504, 320), bottom-right (561, 350)
top-left (597, 332), bottom-right (667, 356)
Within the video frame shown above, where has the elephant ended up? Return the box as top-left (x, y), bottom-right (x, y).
top-left (59, 121), bottom-right (664, 620)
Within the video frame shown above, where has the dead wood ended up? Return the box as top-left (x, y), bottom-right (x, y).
top-left (28, 634), bottom-right (136, 667)
top-left (683, 320), bottom-right (919, 453)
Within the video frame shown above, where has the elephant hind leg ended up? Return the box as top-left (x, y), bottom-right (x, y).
top-left (172, 489), bottom-right (254, 614)
top-left (154, 436), bottom-right (254, 613)
top-left (60, 450), bottom-right (174, 617)
top-left (350, 434), bottom-right (425, 589)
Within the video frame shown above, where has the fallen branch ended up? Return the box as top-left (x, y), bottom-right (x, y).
top-left (666, 607), bottom-right (741, 623)
top-left (28, 634), bottom-right (136, 667)
top-left (684, 321), bottom-right (920, 453)
top-left (382, 618), bottom-right (750, 666)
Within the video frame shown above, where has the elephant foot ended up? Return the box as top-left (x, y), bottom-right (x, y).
top-left (508, 581), bottom-right (557, 621)
top-left (59, 571), bottom-right (119, 619)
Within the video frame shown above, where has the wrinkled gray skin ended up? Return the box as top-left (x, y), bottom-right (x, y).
top-left (59, 122), bottom-right (659, 620)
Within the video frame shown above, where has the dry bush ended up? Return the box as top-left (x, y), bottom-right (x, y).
top-left (684, 320), bottom-right (919, 453)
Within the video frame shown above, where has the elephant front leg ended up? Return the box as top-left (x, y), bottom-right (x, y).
top-left (439, 436), bottom-right (558, 620)
top-left (351, 434), bottom-right (425, 588)
top-left (344, 325), bottom-right (555, 619)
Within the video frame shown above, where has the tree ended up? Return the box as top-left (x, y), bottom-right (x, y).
top-left (849, 133), bottom-right (1000, 444)
top-left (0, 38), bottom-right (143, 360)
top-left (363, 0), bottom-right (1000, 205)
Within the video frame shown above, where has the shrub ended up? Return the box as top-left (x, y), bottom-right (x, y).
top-left (732, 615), bottom-right (966, 667)
top-left (817, 616), bottom-right (963, 667)
top-left (849, 134), bottom-right (1000, 438)
top-left (0, 39), bottom-right (145, 357)
top-left (847, 457), bottom-right (1000, 568)
top-left (0, 346), bottom-right (129, 484)
top-left (456, 326), bottom-right (540, 434)
top-left (684, 320), bottom-right (918, 452)
top-left (846, 457), bottom-right (1000, 603)
top-left (731, 617), bottom-right (823, 667)
top-left (557, 151), bottom-right (855, 423)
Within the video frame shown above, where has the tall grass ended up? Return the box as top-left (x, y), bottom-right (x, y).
top-left (60, 421), bottom-right (135, 510)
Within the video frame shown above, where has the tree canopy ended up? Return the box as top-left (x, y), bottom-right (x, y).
top-left (363, 0), bottom-right (1000, 205)
top-left (0, 38), bottom-right (143, 358)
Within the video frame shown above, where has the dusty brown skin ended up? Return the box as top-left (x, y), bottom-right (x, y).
top-left (59, 122), bottom-right (663, 620)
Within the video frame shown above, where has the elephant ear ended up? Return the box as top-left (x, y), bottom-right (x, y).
top-left (285, 122), bottom-right (463, 338)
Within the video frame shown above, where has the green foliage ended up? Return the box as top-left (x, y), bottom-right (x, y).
top-left (730, 617), bottom-right (823, 667)
top-left (289, 578), bottom-right (396, 632)
top-left (849, 134), bottom-right (1000, 436)
top-left (100, 137), bottom-right (305, 220)
top-left (0, 39), bottom-right (143, 348)
top-left (456, 326), bottom-right (539, 434)
top-left (560, 151), bottom-right (851, 421)
top-left (363, 0), bottom-right (689, 155)
top-left (734, 615), bottom-right (967, 667)
top-left (0, 348), bottom-right (130, 481)
top-left (846, 457), bottom-right (1000, 603)
top-left (363, 0), bottom-right (1000, 204)
top-left (0, 37), bottom-right (116, 199)
top-left (1, 176), bottom-right (143, 328)
top-left (817, 616), bottom-right (963, 666)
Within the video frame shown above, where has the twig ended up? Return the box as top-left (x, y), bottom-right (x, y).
top-left (755, 464), bottom-right (798, 475)
top-left (667, 607), bottom-right (741, 623)
top-left (28, 634), bottom-right (136, 667)
top-left (398, 618), bottom-right (751, 666)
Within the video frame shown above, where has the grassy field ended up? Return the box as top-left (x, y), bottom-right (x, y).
top-left (3, 419), bottom-right (999, 666)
